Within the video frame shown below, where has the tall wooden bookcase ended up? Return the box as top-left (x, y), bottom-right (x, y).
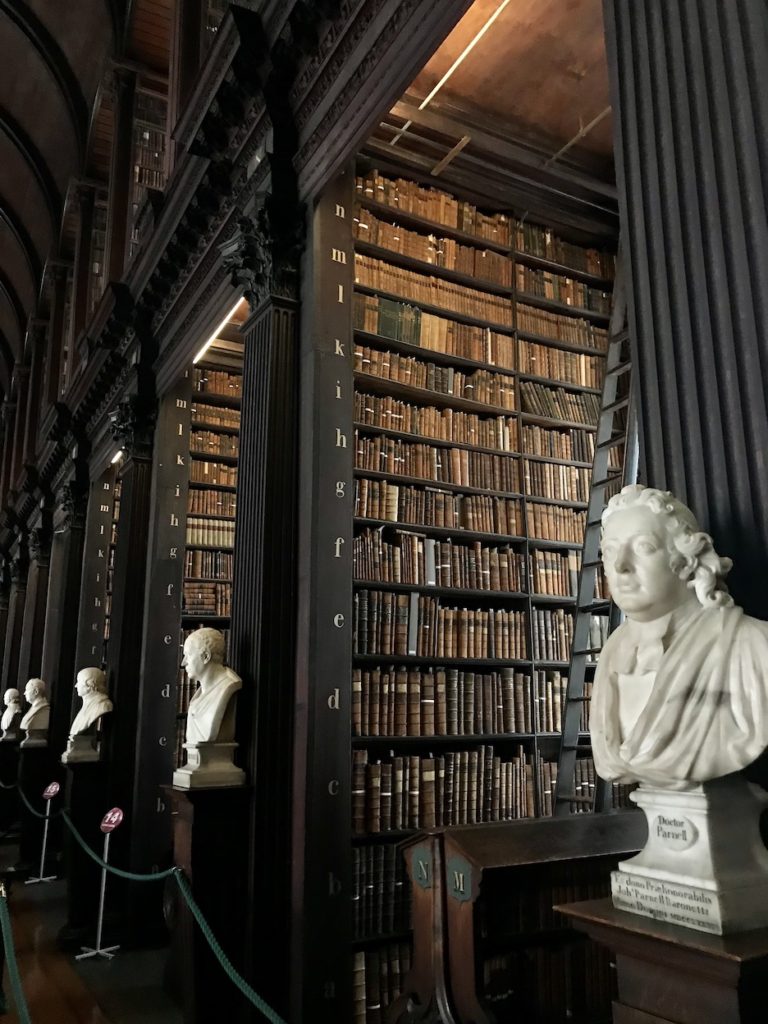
top-left (297, 157), bottom-right (617, 1021)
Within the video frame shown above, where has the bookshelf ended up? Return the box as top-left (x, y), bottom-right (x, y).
top-left (102, 477), bottom-right (121, 669)
top-left (176, 355), bottom-right (242, 767)
top-left (128, 88), bottom-right (168, 262)
top-left (349, 166), bottom-right (617, 1019)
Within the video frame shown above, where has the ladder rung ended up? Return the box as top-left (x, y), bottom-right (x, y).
top-left (572, 648), bottom-right (602, 657)
top-left (602, 396), bottom-right (630, 416)
top-left (596, 435), bottom-right (625, 451)
top-left (579, 600), bottom-right (611, 612)
top-left (592, 471), bottom-right (623, 488)
top-left (565, 694), bottom-right (592, 702)
top-left (581, 559), bottom-right (602, 569)
top-left (605, 361), bottom-right (631, 378)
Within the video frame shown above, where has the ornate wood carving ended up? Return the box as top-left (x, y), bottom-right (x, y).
top-left (109, 395), bottom-right (157, 462)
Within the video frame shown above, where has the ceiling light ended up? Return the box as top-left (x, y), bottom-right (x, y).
top-left (192, 300), bottom-right (243, 365)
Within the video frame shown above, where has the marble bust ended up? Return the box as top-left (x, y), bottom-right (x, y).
top-left (0, 689), bottom-right (22, 736)
top-left (173, 628), bottom-right (244, 788)
top-left (20, 678), bottom-right (50, 748)
top-left (592, 484), bottom-right (768, 934)
top-left (61, 667), bottom-right (113, 764)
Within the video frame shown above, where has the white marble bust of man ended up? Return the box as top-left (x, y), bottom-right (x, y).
top-left (1, 689), bottom-right (21, 732)
top-left (20, 678), bottom-right (50, 731)
top-left (591, 484), bottom-right (768, 788)
top-left (183, 628), bottom-right (242, 744)
top-left (69, 667), bottom-right (113, 736)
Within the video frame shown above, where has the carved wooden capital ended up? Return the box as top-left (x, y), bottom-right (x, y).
top-left (28, 527), bottom-right (51, 566)
top-left (109, 395), bottom-right (157, 461)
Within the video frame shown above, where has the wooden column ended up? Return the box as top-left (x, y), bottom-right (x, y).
top-left (10, 365), bottom-right (30, 490)
top-left (72, 185), bottom-right (96, 344)
top-left (227, 290), bottom-right (299, 1020)
top-left (604, 0), bottom-right (768, 614)
top-left (16, 527), bottom-right (51, 687)
top-left (41, 483), bottom-right (88, 756)
top-left (0, 400), bottom-right (16, 503)
top-left (22, 321), bottom-right (46, 466)
top-left (105, 69), bottom-right (136, 283)
top-left (42, 265), bottom-right (70, 410)
top-left (1, 550), bottom-right (28, 689)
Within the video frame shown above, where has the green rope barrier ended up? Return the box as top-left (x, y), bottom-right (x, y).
top-left (0, 884), bottom-right (32, 1024)
top-left (0, 777), bottom-right (17, 791)
top-left (173, 871), bottom-right (288, 1024)
top-left (61, 811), bottom-right (177, 882)
top-left (17, 787), bottom-right (64, 822)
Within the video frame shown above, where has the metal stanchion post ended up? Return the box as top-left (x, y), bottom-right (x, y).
top-left (76, 807), bottom-right (123, 961)
top-left (25, 782), bottom-right (59, 885)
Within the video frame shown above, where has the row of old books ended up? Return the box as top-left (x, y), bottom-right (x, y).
top-left (354, 345), bottom-right (516, 408)
top-left (517, 302), bottom-right (608, 349)
top-left (355, 435), bottom-right (521, 492)
top-left (352, 745), bottom-right (552, 833)
top-left (189, 460), bottom-right (238, 487)
top-left (352, 531), bottom-right (527, 591)
top-left (352, 944), bottom-right (411, 1024)
top-left (354, 208), bottom-right (513, 286)
top-left (355, 392), bottom-right (519, 451)
top-left (351, 666), bottom-right (596, 738)
top-left (491, 858), bottom-right (613, 935)
top-left (135, 163), bottom-right (165, 189)
top-left (192, 367), bottom-right (242, 397)
top-left (515, 264), bottom-right (611, 315)
top-left (528, 548), bottom-right (580, 597)
top-left (352, 843), bottom-right (411, 940)
top-left (187, 487), bottom-right (236, 516)
top-left (522, 423), bottom-right (596, 463)
top-left (571, 756), bottom-right (597, 813)
top-left (185, 516), bottom-right (235, 549)
top-left (531, 607), bottom-right (573, 662)
top-left (190, 430), bottom-right (239, 458)
top-left (523, 459), bottom-right (590, 503)
top-left (191, 402), bottom-right (240, 429)
top-left (353, 591), bottom-right (528, 660)
top-left (520, 381), bottom-right (601, 425)
top-left (355, 255), bottom-right (514, 327)
top-left (354, 478), bottom-right (522, 536)
top-left (526, 501), bottom-right (586, 543)
top-left (354, 293), bottom-right (515, 365)
top-left (355, 171), bottom-right (511, 244)
top-left (182, 581), bottom-right (231, 616)
top-left (514, 220), bottom-right (615, 280)
top-left (184, 549), bottom-right (233, 579)
top-left (519, 339), bottom-right (604, 390)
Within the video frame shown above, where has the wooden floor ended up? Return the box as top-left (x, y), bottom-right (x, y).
top-left (3, 887), bottom-right (110, 1024)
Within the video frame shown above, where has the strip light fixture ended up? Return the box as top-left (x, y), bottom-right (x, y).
top-left (192, 299), bottom-right (243, 365)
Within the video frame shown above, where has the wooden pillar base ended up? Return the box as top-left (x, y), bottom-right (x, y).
top-left (164, 785), bottom-right (250, 1024)
top-left (557, 898), bottom-right (768, 1024)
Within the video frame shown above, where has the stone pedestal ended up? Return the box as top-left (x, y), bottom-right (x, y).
top-left (611, 778), bottom-right (768, 935)
top-left (0, 724), bottom-right (21, 744)
top-left (60, 732), bottom-right (100, 764)
top-left (21, 728), bottom-right (48, 749)
top-left (172, 742), bottom-right (245, 789)
top-left (558, 897), bottom-right (768, 1024)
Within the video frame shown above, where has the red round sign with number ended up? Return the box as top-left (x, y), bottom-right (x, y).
top-left (100, 807), bottom-right (124, 833)
top-left (43, 782), bottom-right (60, 800)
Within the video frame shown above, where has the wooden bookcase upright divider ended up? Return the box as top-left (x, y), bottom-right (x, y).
top-left (343, 162), bottom-right (617, 1021)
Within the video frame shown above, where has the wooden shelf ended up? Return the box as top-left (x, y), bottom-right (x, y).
top-left (516, 326), bottom-right (608, 358)
top-left (514, 248), bottom-right (614, 290)
top-left (353, 468), bottom-right (524, 500)
top-left (522, 453), bottom-right (593, 470)
top-left (353, 654), bottom-right (531, 668)
top-left (184, 544), bottom-right (234, 552)
top-left (354, 370), bottom-right (516, 418)
top-left (517, 290), bottom-right (610, 324)
top-left (191, 421), bottom-right (240, 435)
top-left (354, 328), bottom-right (516, 377)
top-left (520, 412), bottom-right (597, 433)
top-left (184, 576), bottom-right (233, 583)
top-left (354, 517), bottom-right (527, 546)
top-left (356, 239), bottom-right (512, 298)
top-left (353, 580), bottom-right (529, 601)
top-left (181, 613), bottom-right (231, 623)
top-left (352, 733), bottom-right (538, 747)
top-left (356, 196), bottom-right (511, 256)
top-left (189, 451), bottom-right (239, 466)
top-left (185, 512), bottom-right (236, 522)
top-left (354, 421), bottom-right (520, 459)
top-left (355, 282), bottom-right (514, 335)
top-left (191, 391), bottom-right (242, 409)
top-left (519, 372), bottom-right (601, 396)
top-left (188, 481), bottom-right (237, 492)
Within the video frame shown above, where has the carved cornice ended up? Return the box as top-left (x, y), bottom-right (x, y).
top-left (109, 395), bottom-right (157, 462)
top-left (290, 0), bottom-right (367, 118)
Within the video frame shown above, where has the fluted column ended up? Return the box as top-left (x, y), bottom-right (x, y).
top-left (604, 0), bottom-right (768, 613)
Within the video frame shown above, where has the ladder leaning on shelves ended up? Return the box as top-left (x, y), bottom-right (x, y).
top-left (554, 256), bottom-right (638, 816)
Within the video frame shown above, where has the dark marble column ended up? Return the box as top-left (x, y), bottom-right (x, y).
top-left (604, 0), bottom-right (768, 614)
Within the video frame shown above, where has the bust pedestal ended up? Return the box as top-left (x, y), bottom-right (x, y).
top-left (611, 777), bottom-right (768, 935)
top-left (172, 742), bottom-right (245, 789)
top-left (558, 897), bottom-right (768, 1024)
top-left (21, 727), bottom-right (48, 749)
top-left (60, 732), bottom-right (100, 764)
top-left (164, 785), bottom-right (249, 1023)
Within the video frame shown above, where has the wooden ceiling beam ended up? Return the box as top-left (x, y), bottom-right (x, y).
top-left (0, 106), bottom-right (62, 235)
top-left (0, 0), bottom-right (89, 162)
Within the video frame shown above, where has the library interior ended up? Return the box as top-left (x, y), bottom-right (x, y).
top-left (0, 1), bottom-right (766, 1023)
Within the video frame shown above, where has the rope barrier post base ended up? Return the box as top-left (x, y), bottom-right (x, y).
top-left (75, 829), bottom-right (120, 962)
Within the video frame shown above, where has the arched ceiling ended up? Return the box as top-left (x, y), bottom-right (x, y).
top-left (0, 0), bottom-right (115, 389)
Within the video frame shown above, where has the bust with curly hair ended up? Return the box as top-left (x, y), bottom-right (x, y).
top-left (591, 484), bottom-right (768, 787)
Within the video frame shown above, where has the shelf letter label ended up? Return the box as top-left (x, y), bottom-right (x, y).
top-left (335, 429), bottom-right (347, 448)
top-left (335, 380), bottom-right (342, 399)
top-left (170, 514), bottom-right (179, 527)
top-left (163, 635), bottom-right (173, 645)
top-left (175, 484), bottom-right (181, 498)
top-left (453, 870), bottom-right (466, 895)
top-left (170, 548), bottom-right (178, 559)
top-left (156, 796), bottom-right (166, 813)
top-left (100, 503), bottom-right (110, 513)
top-left (159, 736), bottom-right (167, 747)
top-left (338, 284), bottom-right (344, 304)
top-left (417, 859), bottom-right (431, 885)
top-left (327, 780), bottom-right (340, 795)
top-left (335, 204), bottom-right (345, 219)
top-left (167, 584), bottom-right (174, 596)
top-left (335, 482), bottom-right (345, 498)
top-left (161, 684), bottom-right (171, 697)
top-left (334, 537), bottom-right (345, 558)
top-left (327, 689), bottom-right (340, 710)
top-left (103, 482), bottom-right (111, 491)
top-left (334, 339), bottom-right (345, 357)
top-left (328, 872), bottom-right (342, 896)
top-left (176, 399), bottom-right (187, 409)
top-left (333, 613), bottom-right (344, 628)
top-left (331, 248), bottom-right (347, 264)
top-left (176, 455), bottom-right (185, 466)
